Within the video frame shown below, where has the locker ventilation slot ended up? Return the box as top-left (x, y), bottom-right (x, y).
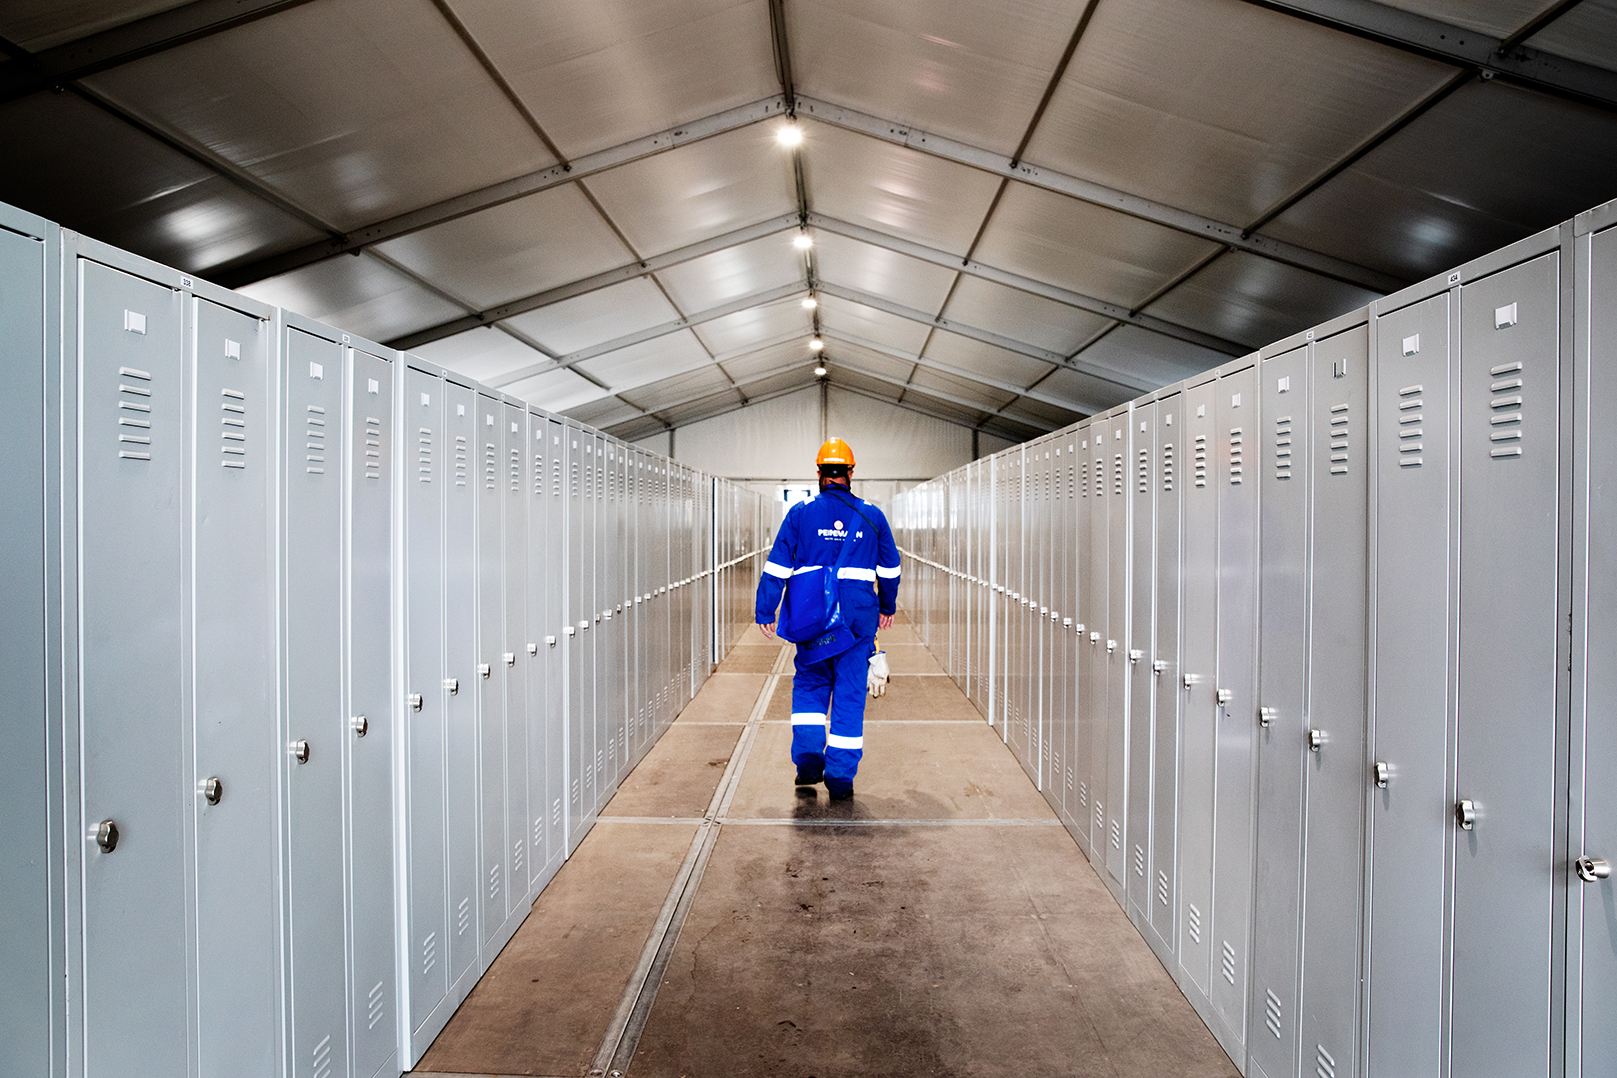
top-left (117, 374), bottom-right (154, 460)
top-left (1193, 434), bottom-right (1207, 486)
top-left (1396, 391), bottom-right (1423, 468)
top-left (488, 863), bottom-right (501, 900)
top-left (1328, 402), bottom-right (1350, 475)
top-left (1274, 416), bottom-right (1293, 480)
top-left (1078, 780), bottom-right (1087, 807)
top-left (1157, 869), bottom-right (1169, 907)
top-left (1221, 940), bottom-right (1237, 985)
top-left (1110, 816), bottom-right (1121, 849)
top-left (1265, 988), bottom-right (1283, 1039)
top-left (1228, 428), bottom-right (1243, 484)
top-left (533, 451), bottom-right (543, 494)
top-left (367, 979), bottom-right (385, 1029)
top-left (364, 416), bottom-right (381, 480)
top-left (1093, 458), bottom-right (1103, 497)
top-left (485, 441), bottom-right (497, 489)
top-left (1490, 360), bottom-right (1524, 459)
top-left (457, 896), bottom-right (471, 936)
top-left (510, 443), bottom-right (521, 491)
top-left (1133, 843), bottom-right (1145, 877)
top-left (1315, 1044), bottom-right (1338, 1078)
top-left (1162, 443), bottom-right (1173, 491)
top-left (552, 797), bottom-right (562, 827)
top-left (1094, 801), bottom-right (1104, 834)
top-left (305, 406), bottom-right (325, 473)
top-left (1187, 903), bottom-right (1202, 944)
top-left (512, 838), bottom-right (523, 874)
top-left (1137, 447), bottom-right (1149, 493)
top-left (312, 1034), bottom-right (333, 1078)
top-left (421, 932), bottom-right (437, 974)
top-left (221, 388), bottom-right (247, 468)
top-left (1114, 453), bottom-right (1124, 495)
top-left (420, 428), bottom-right (434, 484)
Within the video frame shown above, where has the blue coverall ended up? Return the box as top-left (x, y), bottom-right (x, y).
top-left (755, 486), bottom-right (901, 792)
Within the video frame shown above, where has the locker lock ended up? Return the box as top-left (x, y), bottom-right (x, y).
top-left (1089, 632), bottom-right (1101, 644)
top-left (1064, 618), bottom-right (1073, 628)
top-left (504, 652), bottom-right (516, 665)
top-left (351, 714), bottom-right (369, 737)
top-left (1576, 856), bottom-right (1611, 883)
top-left (604, 611), bottom-right (613, 621)
top-left (95, 819), bottom-right (119, 853)
top-left (1074, 623), bottom-right (1084, 633)
top-left (1040, 605), bottom-right (1048, 616)
top-left (202, 776), bottom-right (223, 805)
top-left (546, 635), bottom-right (557, 647)
top-left (635, 597), bottom-right (642, 605)
top-left (1373, 761), bottom-right (1389, 788)
top-left (1216, 688), bottom-right (1233, 705)
top-left (1258, 706), bottom-right (1277, 728)
top-left (1152, 659), bottom-right (1167, 674)
top-left (566, 626), bottom-right (576, 638)
top-left (1107, 639), bottom-right (1118, 653)
top-left (408, 693), bottom-right (423, 711)
top-left (528, 643), bottom-right (538, 656)
top-left (1051, 611), bottom-right (1060, 622)
top-left (578, 620), bottom-right (589, 631)
top-left (444, 677), bottom-right (460, 695)
top-left (479, 663), bottom-right (492, 678)
top-left (290, 740), bottom-right (311, 764)
top-left (1455, 799), bottom-right (1477, 831)
top-left (1129, 649), bottom-right (1143, 663)
top-left (1308, 729), bottom-right (1324, 752)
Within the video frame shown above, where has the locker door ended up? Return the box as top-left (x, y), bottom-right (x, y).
top-left (525, 411), bottom-right (548, 887)
top-left (592, 434), bottom-right (608, 805)
top-left (77, 259), bottom-right (188, 1078)
top-left (1211, 363), bottom-right (1259, 1049)
top-left (1451, 252), bottom-right (1562, 1077)
top-left (1106, 412), bottom-right (1132, 895)
top-left (190, 297), bottom-right (279, 1078)
top-left (546, 419), bottom-right (567, 859)
top-left (1576, 219), bottom-right (1617, 1076)
top-left (1072, 429), bottom-right (1092, 857)
top-left (502, 403), bottom-right (529, 915)
top-left (1298, 324), bottom-right (1369, 1078)
top-left (1127, 405), bottom-right (1156, 924)
top-left (1178, 378), bottom-right (1219, 1000)
top-left (1366, 291), bottom-right (1451, 1078)
top-left (1054, 442), bottom-right (1071, 820)
top-left (284, 327), bottom-right (349, 1078)
top-left (1089, 430), bottom-right (1110, 858)
top-left (1149, 393), bottom-right (1184, 960)
top-left (402, 369), bottom-right (447, 1038)
top-left (566, 428), bottom-right (591, 843)
top-left (476, 394), bottom-right (506, 943)
top-left (346, 349), bottom-right (394, 1078)
top-left (1251, 344), bottom-right (1310, 1078)
top-left (442, 382), bottom-right (479, 989)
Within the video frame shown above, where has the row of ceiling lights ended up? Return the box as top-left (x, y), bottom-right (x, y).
top-left (782, 122), bottom-right (826, 378)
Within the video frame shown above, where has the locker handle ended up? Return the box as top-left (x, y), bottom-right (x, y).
top-left (408, 693), bottom-right (423, 711)
top-left (1216, 688), bottom-right (1233, 704)
top-left (444, 677), bottom-right (460, 694)
top-left (1373, 761), bottom-right (1389, 788)
top-left (528, 643), bottom-right (538, 655)
top-left (95, 819), bottom-right (119, 853)
top-left (546, 635), bottom-right (557, 647)
top-left (1090, 632), bottom-right (1101, 643)
top-left (1456, 799), bottom-right (1477, 831)
top-left (1576, 856), bottom-right (1611, 883)
top-left (290, 740), bottom-right (310, 764)
top-left (1074, 623), bottom-right (1084, 633)
top-left (1153, 660), bottom-right (1167, 674)
top-left (565, 627), bottom-right (576, 638)
top-left (479, 664), bottom-right (491, 678)
top-left (1129, 649), bottom-right (1143, 663)
top-left (1308, 729), bottom-right (1324, 752)
top-left (351, 715), bottom-right (369, 737)
top-left (1064, 618), bottom-right (1073, 628)
top-left (1258, 706), bottom-right (1277, 728)
top-left (504, 652), bottom-right (516, 665)
top-left (202, 776), bottom-right (223, 805)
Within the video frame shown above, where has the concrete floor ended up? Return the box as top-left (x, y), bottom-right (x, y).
top-left (411, 615), bottom-right (1238, 1078)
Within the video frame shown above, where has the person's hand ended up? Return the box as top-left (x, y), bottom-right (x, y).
top-left (760, 621), bottom-right (776, 639)
top-left (878, 613), bottom-right (894, 630)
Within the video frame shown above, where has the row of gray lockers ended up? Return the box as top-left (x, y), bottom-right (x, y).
top-left (893, 198), bottom-right (1617, 1078)
top-left (0, 198), bottom-right (773, 1078)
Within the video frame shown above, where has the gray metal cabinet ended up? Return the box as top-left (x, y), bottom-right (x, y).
top-left (77, 255), bottom-right (190, 1078)
top-left (566, 426), bottom-right (592, 845)
top-left (1088, 426), bottom-right (1111, 860)
top-left (475, 392), bottom-right (507, 948)
top-left (1128, 404), bottom-right (1157, 926)
top-left (192, 294), bottom-right (281, 1078)
top-left (501, 401), bottom-right (530, 922)
top-left (546, 419), bottom-right (568, 859)
top-left (345, 345), bottom-right (396, 1078)
top-left (282, 322), bottom-right (350, 1078)
top-left (442, 379), bottom-right (481, 993)
top-left (1105, 408), bottom-right (1133, 898)
top-left (1072, 423), bottom-right (1093, 859)
top-left (1251, 343), bottom-right (1310, 1078)
top-left (1149, 390), bottom-right (1184, 965)
top-left (523, 408), bottom-right (553, 890)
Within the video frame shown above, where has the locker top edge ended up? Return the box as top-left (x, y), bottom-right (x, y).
top-left (1212, 351), bottom-right (1259, 381)
top-left (0, 197), bottom-right (53, 242)
top-left (1149, 380), bottom-right (1185, 403)
top-left (1259, 305), bottom-right (1368, 361)
top-left (280, 306), bottom-right (390, 353)
top-left (70, 230), bottom-right (274, 323)
top-left (1371, 221), bottom-right (1563, 316)
top-left (1576, 197), bottom-right (1617, 237)
top-left (400, 350), bottom-right (451, 382)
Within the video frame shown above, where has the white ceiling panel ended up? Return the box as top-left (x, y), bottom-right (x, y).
top-left (501, 366), bottom-right (606, 413)
top-left (1036, 365), bottom-right (1138, 415)
top-left (1527, 1), bottom-right (1617, 73)
top-left (501, 276), bottom-right (679, 355)
top-left (583, 123), bottom-right (798, 256)
top-left (573, 328), bottom-right (713, 391)
top-left (922, 329), bottom-right (1056, 388)
top-left (973, 181), bottom-right (1220, 308)
top-left (408, 325), bottom-right (550, 385)
top-left (0, 0), bottom-right (194, 50)
top-left (789, 0), bottom-right (1087, 157)
top-left (1075, 324), bottom-right (1228, 389)
top-left (373, 183), bottom-right (631, 309)
top-left (1144, 250), bottom-right (1378, 350)
top-left (719, 339), bottom-right (821, 382)
top-left (239, 251), bottom-right (466, 344)
top-left (800, 119), bottom-right (1003, 255)
top-left (810, 230), bottom-right (958, 313)
top-left (566, 395), bottom-right (645, 428)
top-left (939, 274), bottom-right (1111, 354)
top-left (830, 367), bottom-right (902, 403)
top-left (906, 367), bottom-right (1018, 411)
top-left (446, 0), bottom-right (778, 158)
top-left (1023, 0), bottom-right (1454, 226)
top-left (815, 293), bottom-right (932, 353)
top-left (1001, 395), bottom-right (1077, 427)
top-left (818, 337), bottom-right (920, 383)
top-left (691, 298), bottom-right (811, 355)
top-left (656, 232), bottom-right (805, 312)
top-left (84, 0), bottom-right (557, 231)
top-left (0, 90), bottom-right (326, 275)
top-left (1372, 0), bottom-right (1558, 36)
top-left (618, 363), bottom-right (736, 410)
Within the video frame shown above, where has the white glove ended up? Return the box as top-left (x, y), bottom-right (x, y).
top-left (867, 649), bottom-right (889, 697)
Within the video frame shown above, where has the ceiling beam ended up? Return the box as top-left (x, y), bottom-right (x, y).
top-left (0, 0), bottom-right (319, 103)
top-left (816, 280), bottom-right (1160, 395)
top-left (825, 364), bottom-right (1061, 433)
top-left (486, 282), bottom-right (807, 389)
top-left (821, 327), bottom-right (1109, 416)
top-left (794, 96), bottom-right (1406, 294)
top-left (384, 213), bottom-right (801, 351)
top-left (825, 380), bottom-right (1043, 442)
top-left (807, 212), bottom-right (1246, 359)
top-left (215, 94), bottom-right (789, 288)
top-left (565, 335), bottom-right (823, 425)
top-left (1236, 0), bottom-right (1617, 112)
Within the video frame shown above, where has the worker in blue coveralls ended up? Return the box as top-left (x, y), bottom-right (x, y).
top-left (756, 437), bottom-right (901, 800)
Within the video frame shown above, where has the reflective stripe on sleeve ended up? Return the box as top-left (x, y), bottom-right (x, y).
top-left (763, 561), bottom-right (793, 579)
top-left (826, 733), bottom-right (864, 750)
top-left (876, 564), bottom-right (901, 579)
top-left (837, 567), bottom-right (876, 581)
top-left (791, 713), bottom-right (828, 725)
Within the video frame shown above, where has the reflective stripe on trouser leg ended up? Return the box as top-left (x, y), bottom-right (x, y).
top-left (823, 637), bottom-right (876, 789)
top-left (791, 654), bottom-right (832, 769)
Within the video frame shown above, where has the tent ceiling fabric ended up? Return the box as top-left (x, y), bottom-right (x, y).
top-left (2, 0), bottom-right (1613, 446)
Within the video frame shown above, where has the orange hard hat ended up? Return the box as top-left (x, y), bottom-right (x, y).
top-left (816, 437), bottom-right (855, 468)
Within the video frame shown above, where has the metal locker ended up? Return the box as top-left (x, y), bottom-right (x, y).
top-left (442, 378), bottom-right (480, 994)
top-left (1251, 340), bottom-right (1310, 1078)
top-left (1177, 372), bottom-right (1220, 1008)
top-left (566, 425), bottom-right (593, 844)
top-left (1039, 444), bottom-right (1053, 792)
top-left (476, 392), bottom-right (507, 948)
top-left (1297, 318), bottom-right (1370, 1078)
top-left (0, 207), bottom-right (57, 1078)
top-left (501, 401), bottom-right (530, 922)
top-left (1127, 404), bottom-right (1156, 926)
top-left (1572, 203), bottom-right (1617, 1078)
top-left (191, 292), bottom-right (281, 1078)
top-left (1450, 242), bottom-right (1566, 1077)
top-left (1210, 359), bottom-right (1259, 1054)
top-left (1148, 389), bottom-right (1184, 964)
top-left (1072, 423), bottom-right (1093, 859)
top-left (1007, 447), bottom-right (1028, 768)
top-left (546, 418), bottom-right (567, 860)
top-left (1105, 408), bottom-right (1132, 898)
top-left (1366, 286), bottom-right (1452, 1078)
top-left (76, 253), bottom-right (190, 1078)
top-left (282, 321), bottom-right (350, 1078)
top-left (345, 344), bottom-right (395, 1078)
top-left (592, 432), bottom-right (609, 803)
top-left (524, 407), bottom-right (551, 889)
top-left (1054, 438), bottom-right (1073, 824)
top-left (1088, 424), bottom-right (1112, 863)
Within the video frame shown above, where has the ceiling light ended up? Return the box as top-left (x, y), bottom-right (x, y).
top-left (814, 365), bottom-right (827, 377)
top-left (809, 337), bottom-right (824, 351)
top-left (793, 233), bottom-right (814, 250)
top-left (776, 123), bottom-right (803, 147)
top-left (801, 296), bottom-right (818, 309)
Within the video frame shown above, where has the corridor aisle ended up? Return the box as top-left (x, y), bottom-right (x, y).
top-left (411, 614), bottom-right (1236, 1078)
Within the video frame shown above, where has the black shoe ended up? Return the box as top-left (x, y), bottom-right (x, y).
top-left (794, 767), bottom-right (823, 787)
top-left (827, 784), bottom-right (854, 801)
